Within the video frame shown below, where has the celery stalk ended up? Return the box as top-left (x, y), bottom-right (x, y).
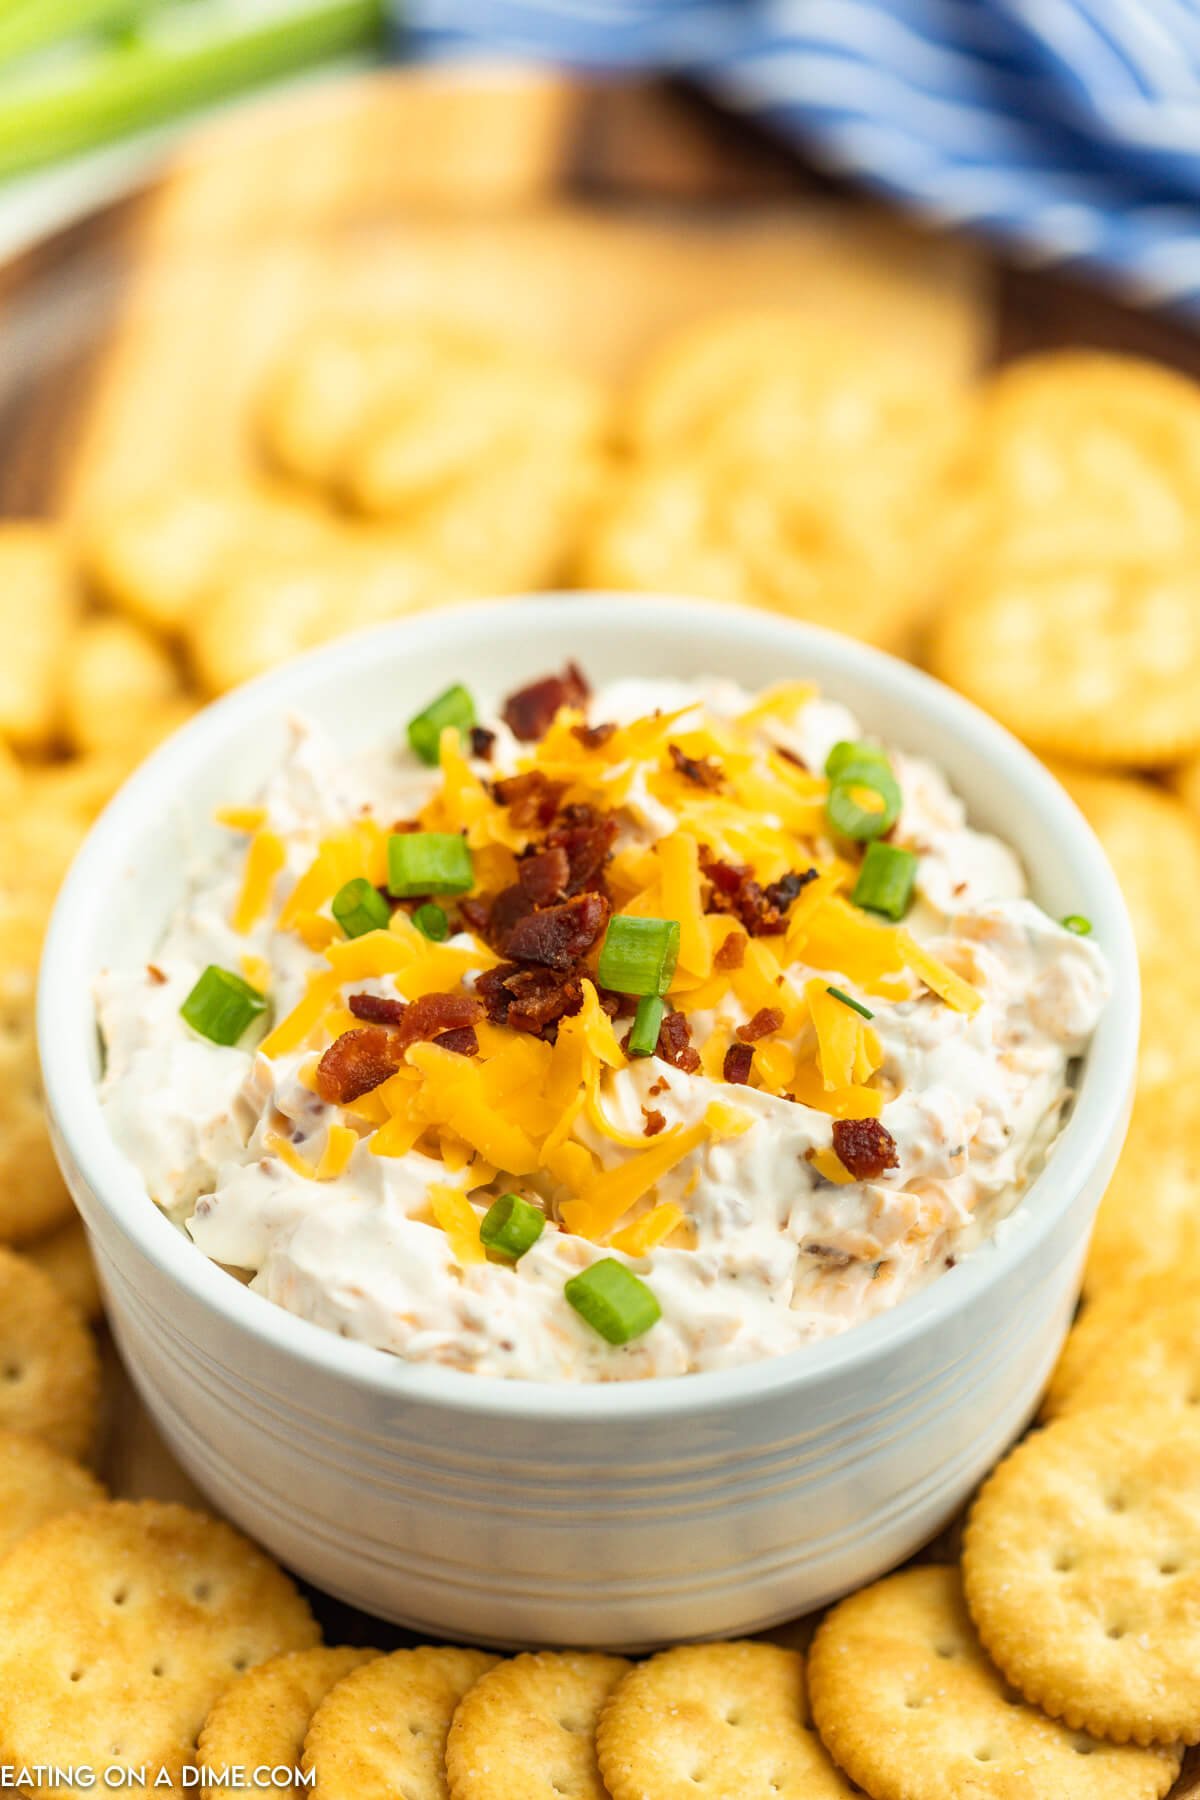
top-left (0, 0), bottom-right (387, 180)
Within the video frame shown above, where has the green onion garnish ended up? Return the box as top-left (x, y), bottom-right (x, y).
top-left (826, 762), bottom-right (902, 842)
top-left (627, 993), bottom-right (666, 1057)
top-left (597, 917), bottom-right (680, 996)
top-left (852, 841), bottom-right (918, 922)
top-left (331, 876), bottom-right (390, 940)
top-left (564, 1259), bottom-right (662, 1345)
top-left (412, 902), bottom-right (450, 942)
top-left (825, 740), bottom-right (891, 781)
top-left (826, 985), bottom-right (874, 1021)
top-left (180, 965), bottom-right (268, 1047)
top-left (387, 832), bottom-right (474, 898)
top-left (1062, 914), bottom-right (1093, 935)
top-left (407, 684), bottom-right (476, 766)
top-left (480, 1194), bottom-right (545, 1261)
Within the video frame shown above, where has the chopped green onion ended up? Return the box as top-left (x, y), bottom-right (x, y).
top-left (412, 902), bottom-right (450, 942)
top-left (627, 994), bottom-right (666, 1057)
top-left (387, 832), bottom-right (474, 898)
top-left (826, 985), bottom-right (874, 1021)
top-left (597, 917), bottom-right (680, 996)
top-left (826, 763), bottom-right (902, 841)
top-left (407, 683), bottom-right (476, 766)
top-left (480, 1193), bottom-right (545, 1261)
top-left (825, 739), bottom-right (891, 781)
top-left (180, 965), bottom-right (268, 1047)
top-left (564, 1258), bottom-right (662, 1345)
top-left (852, 841), bottom-right (918, 922)
top-left (331, 877), bottom-right (390, 940)
top-left (1062, 914), bottom-right (1093, 936)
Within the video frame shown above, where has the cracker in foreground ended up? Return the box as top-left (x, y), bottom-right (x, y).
top-left (808, 1563), bottom-right (1179, 1798)
top-left (60, 615), bottom-right (185, 757)
top-left (0, 1429), bottom-right (105, 1559)
top-left (963, 1406), bottom-right (1200, 1744)
top-left (597, 1640), bottom-right (855, 1799)
top-left (1048, 1292), bottom-right (1200, 1420)
top-left (23, 1215), bottom-right (103, 1321)
top-left (199, 1645), bottom-right (377, 1790)
top-left (446, 1650), bottom-right (629, 1800)
top-left (1083, 1085), bottom-right (1200, 1297)
top-left (0, 1244), bottom-right (100, 1458)
top-left (0, 1500), bottom-right (318, 1788)
top-left (928, 555), bottom-right (1200, 768)
top-left (303, 1644), bottom-right (497, 1800)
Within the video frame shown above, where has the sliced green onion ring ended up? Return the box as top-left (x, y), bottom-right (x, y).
top-left (480, 1193), bottom-right (545, 1260)
top-left (331, 876), bottom-right (390, 940)
top-left (627, 993), bottom-right (666, 1057)
top-left (1062, 914), bottom-right (1093, 936)
top-left (851, 841), bottom-right (918, 922)
top-left (407, 684), bottom-right (476, 766)
top-left (412, 902), bottom-right (450, 942)
top-left (387, 832), bottom-right (474, 898)
top-left (597, 916), bottom-right (680, 996)
top-left (564, 1258), bottom-right (662, 1345)
top-left (180, 965), bottom-right (268, 1046)
top-left (826, 762), bottom-right (902, 841)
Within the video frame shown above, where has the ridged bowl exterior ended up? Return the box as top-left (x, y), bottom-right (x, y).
top-left (39, 597), bottom-right (1138, 1649)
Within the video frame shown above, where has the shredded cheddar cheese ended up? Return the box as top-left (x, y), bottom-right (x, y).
top-left (429, 1185), bottom-right (485, 1265)
top-left (232, 829), bottom-right (285, 935)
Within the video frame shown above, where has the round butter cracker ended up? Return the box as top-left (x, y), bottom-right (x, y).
top-left (808, 1563), bottom-right (1179, 1797)
top-left (199, 1644), bottom-right (378, 1791)
top-left (1056, 1292), bottom-right (1200, 1420)
top-left (0, 1244), bottom-right (99, 1458)
top-left (24, 1215), bottom-right (103, 1321)
top-left (446, 1650), bottom-right (629, 1800)
top-left (597, 1640), bottom-right (856, 1800)
top-left (0, 1429), bottom-right (105, 1559)
top-left (929, 556), bottom-right (1200, 768)
top-left (1042, 1275), bottom-right (1188, 1422)
top-left (303, 1644), bottom-right (497, 1800)
top-left (1084, 1085), bottom-right (1200, 1298)
top-left (963, 1407), bottom-right (1200, 1745)
top-left (0, 1500), bottom-right (318, 1790)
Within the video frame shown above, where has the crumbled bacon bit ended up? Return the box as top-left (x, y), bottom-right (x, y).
top-left (517, 845), bottom-right (570, 907)
top-left (776, 746), bottom-right (808, 771)
top-left (501, 663), bottom-right (590, 742)
top-left (390, 818), bottom-right (420, 834)
top-left (469, 725), bottom-right (496, 761)
top-left (504, 893), bottom-right (610, 972)
top-left (544, 810), bottom-right (617, 896)
top-left (648, 1077), bottom-right (668, 1098)
top-left (146, 964), bottom-right (167, 986)
top-left (714, 931), bottom-right (746, 971)
top-left (668, 743), bottom-right (724, 790)
top-left (434, 1025), bottom-right (479, 1057)
top-left (397, 992), bottom-right (483, 1050)
top-left (737, 1007), bottom-right (784, 1043)
top-left (457, 896), bottom-right (492, 937)
top-left (700, 850), bottom-right (817, 937)
top-left (349, 992), bottom-right (408, 1026)
top-left (723, 1042), bottom-right (755, 1085)
top-left (477, 963), bottom-right (585, 1039)
top-left (572, 721), bottom-right (616, 750)
top-left (831, 1117), bottom-right (900, 1181)
top-left (485, 884), bottom-right (536, 955)
top-left (315, 1027), bottom-right (403, 1104)
top-left (656, 1009), bottom-right (701, 1074)
top-left (642, 1108), bottom-right (667, 1138)
top-left (492, 770), bottom-right (566, 830)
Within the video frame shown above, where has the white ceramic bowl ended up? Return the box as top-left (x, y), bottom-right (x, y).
top-left (40, 596), bottom-right (1138, 1649)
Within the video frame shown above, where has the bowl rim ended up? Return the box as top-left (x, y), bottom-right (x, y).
top-left (39, 593), bottom-right (1139, 1422)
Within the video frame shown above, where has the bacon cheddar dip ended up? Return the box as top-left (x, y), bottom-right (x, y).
top-left (95, 667), bottom-right (1109, 1380)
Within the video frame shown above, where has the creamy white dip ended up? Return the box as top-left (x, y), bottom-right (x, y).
top-left (95, 677), bottom-right (1108, 1381)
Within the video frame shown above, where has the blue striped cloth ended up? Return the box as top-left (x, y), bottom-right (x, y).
top-left (403, 0), bottom-right (1200, 314)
